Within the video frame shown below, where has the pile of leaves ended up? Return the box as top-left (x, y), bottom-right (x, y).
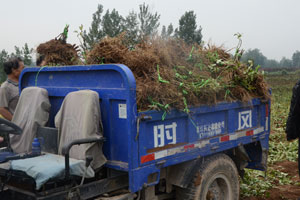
top-left (86, 34), bottom-right (270, 113)
top-left (36, 39), bottom-right (80, 66)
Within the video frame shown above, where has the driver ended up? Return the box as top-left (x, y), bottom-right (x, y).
top-left (0, 57), bottom-right (24, 121)
top-left (0, 57), bottom-right (24, 143)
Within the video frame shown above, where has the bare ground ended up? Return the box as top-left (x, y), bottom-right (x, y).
top-left (243, 161), bottom-right (300, 200)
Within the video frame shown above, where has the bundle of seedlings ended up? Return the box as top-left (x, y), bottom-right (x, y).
top-left (86, 34), bottom-right (270, 115)
top-left (36, 40), bottom-right (80, 66)
top-left (36, 25), bottom-right (80, 66)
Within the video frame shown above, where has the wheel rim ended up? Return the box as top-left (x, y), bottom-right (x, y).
top-left (203, 172), bottom-right (232, 200)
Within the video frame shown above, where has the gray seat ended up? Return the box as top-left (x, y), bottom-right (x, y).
top-left (55, 90), bottom-right (106, 169)
top-left (9, 89), bottom-right (106, 190)
top-left (10, 87), bottom-right (50, 153)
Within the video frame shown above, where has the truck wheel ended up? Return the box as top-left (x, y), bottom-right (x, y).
top-left (176, 153), bottom-right (239, 200)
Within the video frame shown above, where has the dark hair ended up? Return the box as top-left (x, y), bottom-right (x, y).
top-left (36, 55), bottom-right (45, 66)
top-left (3, 57), bottom-right (23, 75)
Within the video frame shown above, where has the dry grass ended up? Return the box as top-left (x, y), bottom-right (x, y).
top-left (86, 35), bottom-right (270, 112)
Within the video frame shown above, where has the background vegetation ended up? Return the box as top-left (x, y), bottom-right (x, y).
top-left (241, 71), bottom-right (299, 198)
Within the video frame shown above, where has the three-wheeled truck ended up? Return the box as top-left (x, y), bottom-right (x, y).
top-left (0, 64), bottom-right (270, 200)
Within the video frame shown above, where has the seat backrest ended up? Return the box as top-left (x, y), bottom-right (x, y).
top-left (36, 126), bottom-right (58, 154)
top-left (55, 90), bottom-right (106, 169)
top-left (10, 87), bottom-right (51, 153)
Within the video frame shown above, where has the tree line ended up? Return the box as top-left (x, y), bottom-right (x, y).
top-left (241, 49), bottom-right (300, 69)
top-left (0, 3), bottom-right (203, 82)
top-left (78, 3), bottom-right (202, 51)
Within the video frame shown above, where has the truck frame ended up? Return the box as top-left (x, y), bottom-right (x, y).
top-left (0, 64), bottom-right (270, 200)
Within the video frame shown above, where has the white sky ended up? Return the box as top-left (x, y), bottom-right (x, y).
top-left (0, 0), bottom-right (299, 61)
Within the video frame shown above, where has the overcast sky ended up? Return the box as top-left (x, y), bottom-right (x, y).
top-left (1, 0), bottom-right (299, 61)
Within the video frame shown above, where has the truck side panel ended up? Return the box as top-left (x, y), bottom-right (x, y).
top-left (138, 100), bottom-right (265, 166)
top-left (133, 100), bottom-right (269, 192)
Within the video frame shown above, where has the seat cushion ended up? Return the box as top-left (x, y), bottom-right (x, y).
top-left (11, 153), bottom-right (94, 190)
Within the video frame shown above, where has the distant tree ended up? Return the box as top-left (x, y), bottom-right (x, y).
top-left (241, 48), bottom-right (267, 67)
top-left (0, 45), bottom-right (33, 82)
top-left (161, 25), bottom-right (167, 39)
top-left (22, 43), bottom-right (33, 66)
top-left (124, 11), bottom-right (139, 44)
top-left (102, 9), bottom-right (124, 37)
top-left (167, 23), bottom-right (174, 37)
top-left (83, 4), bottom-right (104, 50)
top-left (174, 28), bottom-right (179, 37)
top-left (83, 3), bottom-right (160, 48)
top-left (13, 46), bottom-right (22, 58)
top-left (8, 44), bottom-right (33, 66)
top-left (280, 57), bottom-right (293, 68)
top-left (264, 59), bottom-right (279, 68)
top-left (138, 3), bottom-right (160, 39)
top-left (161, 23), bottom-right (174, 40)
top-left (292, 50), bottom-right (300, 67)
top-left (194, 28), bottom-right (202, 45)
top-left (0, 50), bottom-right (9, 82)
top-left (176, 11), bottom-right (202, 45)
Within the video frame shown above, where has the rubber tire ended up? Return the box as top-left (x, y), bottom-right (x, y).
top-left (176, 153), bottom-right (239, 200)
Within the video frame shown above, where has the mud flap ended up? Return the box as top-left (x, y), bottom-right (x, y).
top-left (244, 141), bottom-right (268, 171)
top-left (167, 158), bottom-right (202, 188)
top-left (261, 148), bottom-right (268, 171)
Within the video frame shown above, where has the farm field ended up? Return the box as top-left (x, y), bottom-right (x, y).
top-left (242, 71), bottom-right (300, 200)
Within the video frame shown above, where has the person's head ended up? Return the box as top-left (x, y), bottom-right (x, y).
top-left (36, 55), bottom-right (46, 67)
top-left (3, 57), bottom-right (25, 79)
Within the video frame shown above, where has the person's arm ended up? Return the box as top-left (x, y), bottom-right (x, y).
top-left (0, 87), bottom-right (12, 121)
top-left (0, 107), bottom-right (12, 121)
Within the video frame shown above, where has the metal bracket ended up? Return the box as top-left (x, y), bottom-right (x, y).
top-left (135, 115), bottom-right (152, 141)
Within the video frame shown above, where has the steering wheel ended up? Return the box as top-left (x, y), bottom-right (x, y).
top-left (0, 118), bottom-right (22, 135)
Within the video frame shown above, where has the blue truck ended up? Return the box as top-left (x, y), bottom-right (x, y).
top-left (0, 64), bottom-right (270, 200)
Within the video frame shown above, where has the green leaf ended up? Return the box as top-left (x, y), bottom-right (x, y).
top-left (255, 65), bottom-right (261, 72)
top-left (187, 46), bottom-right (195, 61)
top-left (162, 111), bottom-right (167, 121)
top-left (183, 97), bottom-right (189, 113)
top-left (157, 65), bottom-right (169, 84)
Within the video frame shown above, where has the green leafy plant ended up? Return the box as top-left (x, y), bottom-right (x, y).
top-left (74, 24), bottom-right (89, 62)
top-left (157, 65), bottom-right (169, 83)
top-left (234, 32), bottom-right (243, 61)
top-left (241, 168), bottom-right (292, 197)
top-left (148, 97), bottom-right (169, 120)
